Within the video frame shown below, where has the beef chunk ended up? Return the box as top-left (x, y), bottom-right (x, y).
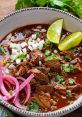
top-left (35, 72), bottom-right (49, 84)
top-left (31, 91), bottom-right (52, 112)
top-left (54, 84), bottom-right (66, 95)
top-left (28, 68), bottom-right (49, 84)
top-left (37, 66), bottom-right (50, 74)
top-left (38, 92), bottom-right (51, 109)
top-left (35, 84), bottom-right (54, 94)
top-left (60, 51), bottom-right (74, 58)
top-left (74, 63), bottom-right (82, 72)
top-left (44, 60), bottom-right (61, 72)
top-left (15, 66), bottom-right (28, 76)
top-left (67, 84), bottom-right (81, 92)
top-left (29, 50), bottom-right (45, 66)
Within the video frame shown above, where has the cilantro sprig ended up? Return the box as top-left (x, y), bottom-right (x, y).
top-left (15, 0), bottom-right (82, 18)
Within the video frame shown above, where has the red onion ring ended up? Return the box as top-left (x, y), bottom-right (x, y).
top-left (0, 65), bottom-right (34, 109)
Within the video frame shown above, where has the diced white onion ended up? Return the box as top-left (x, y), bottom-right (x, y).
top-left (12, 49), bottom-right (18, 55)
top-left (15, 32), bottom-right (24, 40)
top-left (39, 61), bottom-right (42, 66)
top-left (28, 37), bottom-right (45, 51)
top-left (28, 45), bottom-right (33, 51)
top-left (10, 54), bottom-right (18, 60)
top-left (21, 42), bottom-right (27, 48)
top-left (16, 58), bottom-right (21, 64)
top-left (6, 33), bottom-right (12, 40)
top-left (27, 54), bottom-right (30, 59)
top-left (23, 48), bottom-right (27, 54)
top-left (54, 50), bottom-right (58, 54)
top-left (31, 34), bottom-right (37, 39)
top-left (40, 29), bottom-right (46, 32)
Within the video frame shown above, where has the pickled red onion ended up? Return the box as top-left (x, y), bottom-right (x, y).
top-left (19, 74), bottom-right (34, 91)
top-left (13, 74), bottom-right (34, 108)
top-left (0, 65), bottom-right (34, 109)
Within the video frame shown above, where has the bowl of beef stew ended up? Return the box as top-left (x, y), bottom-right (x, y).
top-left (0, 7), bottom-right (82, 117)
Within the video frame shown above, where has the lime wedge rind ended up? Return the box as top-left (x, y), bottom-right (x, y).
top-left (47, 19), bottom-right (63, 44)
top-left (58, 32), bottom-right (82, 51)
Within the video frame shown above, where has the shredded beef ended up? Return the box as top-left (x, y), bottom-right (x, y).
top-left (44, 60), bottom-right (61, 72)
top-left (67, 84), bottom-right (81, 92)
top-left (29, 50), bottom-right (45, 66)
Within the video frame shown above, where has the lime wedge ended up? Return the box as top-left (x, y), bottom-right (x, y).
top-left (58, 32), bottom-right (82, 51)
top-left (47, 19), bottom-right (63, 44)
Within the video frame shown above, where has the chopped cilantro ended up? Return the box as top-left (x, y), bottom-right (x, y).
top-left (61, 63), bottom-right (74, 73)
top-left (48, 73), bottom-right (52, 77)
top-left (35, 32), bottom-right (40, 38)
top-left (45, 53), bottom-right (56, 61)
top-left (17, 54), bottom-right (26, 59)
top-left (64, 55), bottom-right (72, 61)
top-left (44, 40), bottom-right (52, 46)
top-left (55, 74), bottom-right (65, 84)
top-left (69, 79), bottom-right (75, 85)
top-left (67, 90), bottom-right (72, 97)
top-left (45, 50), bottom-right (51, 56)
top-left (0, 46), bottom-right (6, 55)
top-left (71, 48), bottom-right (79, 56)
top-left (28, 99), bottom-right (39, 112)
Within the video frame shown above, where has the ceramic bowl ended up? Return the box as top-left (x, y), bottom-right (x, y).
top-left (0, 7), bottom-right (82, 117)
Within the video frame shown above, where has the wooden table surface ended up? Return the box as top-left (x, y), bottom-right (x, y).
top-left (0, 0), bottom-right (82, 117)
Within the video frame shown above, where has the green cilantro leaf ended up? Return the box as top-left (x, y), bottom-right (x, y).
top-left (0, 46), bottom-right (6, 55)
top-left (45, 50), bottom-right (51, 56)
top-left (67, 90), bottom-right (72, 97)
top-left (45, 53), bottom-right (56, 61)
top-left (61, 63), bottom-right (74, 73)
top-left (55, 74), bottom-right (65, 84)
top-left (28, 99), bottom-right (39, 112)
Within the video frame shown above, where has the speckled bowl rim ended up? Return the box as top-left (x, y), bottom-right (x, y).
top-left (0, 7), bottom-right (82, 117)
